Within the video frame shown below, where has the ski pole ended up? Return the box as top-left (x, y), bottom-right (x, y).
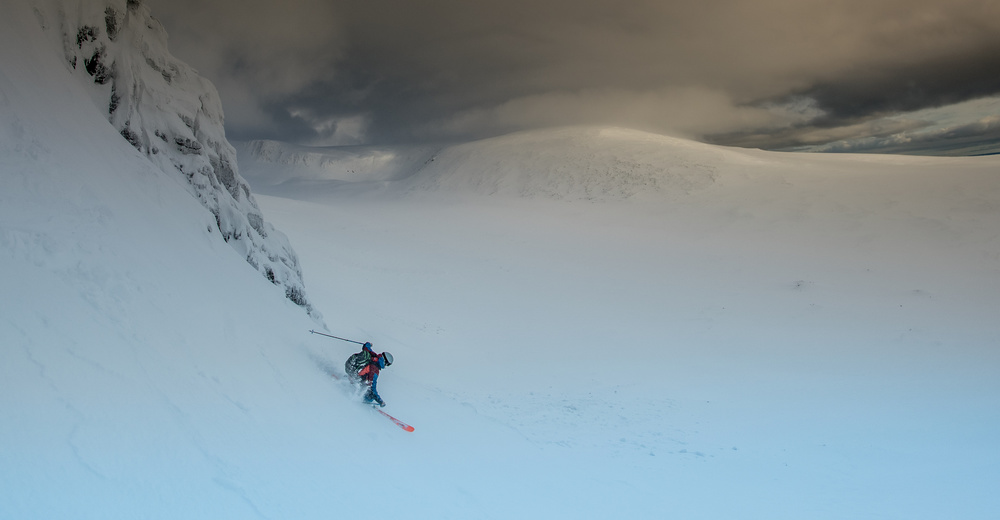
top-left (309, 330), bottom-right (366, 345)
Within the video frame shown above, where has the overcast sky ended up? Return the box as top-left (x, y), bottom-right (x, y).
top-left (148, 0), bottom-right (1000, 154)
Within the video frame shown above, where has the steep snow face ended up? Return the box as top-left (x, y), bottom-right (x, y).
top-left (1, 1), bottom-right (344, 516)
top-left (31, 0), bottom-right (315, 314)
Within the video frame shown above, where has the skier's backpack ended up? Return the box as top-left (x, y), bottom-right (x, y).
top-left (345, 349), bottom-right (371, 377)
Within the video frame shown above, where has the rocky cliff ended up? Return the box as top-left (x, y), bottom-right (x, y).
top-left (31, 0), bottom-right (317, 316)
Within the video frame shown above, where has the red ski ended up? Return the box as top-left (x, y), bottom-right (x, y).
top-left (375, 408), bottom-right (415, 432)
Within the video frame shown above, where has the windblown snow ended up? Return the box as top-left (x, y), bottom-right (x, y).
top-left (3, 0), bottom-right (1000, 519)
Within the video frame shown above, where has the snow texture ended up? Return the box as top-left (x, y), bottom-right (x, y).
top-left (212, 126), bottom-right (1000, 519)
top-left (3, 0), bottom-right (1000, 518)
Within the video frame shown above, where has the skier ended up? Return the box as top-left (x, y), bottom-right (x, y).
top-left (345, 342), bottom-right (393, 407)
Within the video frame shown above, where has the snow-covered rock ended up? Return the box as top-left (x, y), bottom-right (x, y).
top-left (31, 0), bottom-right (316, 315)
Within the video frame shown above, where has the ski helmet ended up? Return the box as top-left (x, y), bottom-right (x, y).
top-left (363, 342), bottom-right (372, 349)
top-left (382, 352), bottom-right (394, 367)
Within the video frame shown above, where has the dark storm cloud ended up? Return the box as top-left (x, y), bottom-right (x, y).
top-left (148, 0), bottom-right (1000, 150)
top-left (805, 50), bottom-right (1000, 120)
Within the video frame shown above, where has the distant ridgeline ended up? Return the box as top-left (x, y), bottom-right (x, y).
top-left (33, 0), bottom-right (318, 318)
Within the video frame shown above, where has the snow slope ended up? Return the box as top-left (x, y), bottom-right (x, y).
top-left (2, 0), bottom-right (319, 516)
top-left (4, 0), bottom-right (1000, 517)
top-left (2, 1), bottom-right (374, 518)
top-left (253, 127), bottom-right (1000, 518)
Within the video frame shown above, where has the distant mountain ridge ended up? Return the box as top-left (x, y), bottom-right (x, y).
top-left (395, 127), bottom-right (729, 200)
top-left (239, 127), bottom-right (764, 201)
top-left (235, 139), bottom-right (443, 194)
top-left (33, 0), bottom-right (316, 315)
